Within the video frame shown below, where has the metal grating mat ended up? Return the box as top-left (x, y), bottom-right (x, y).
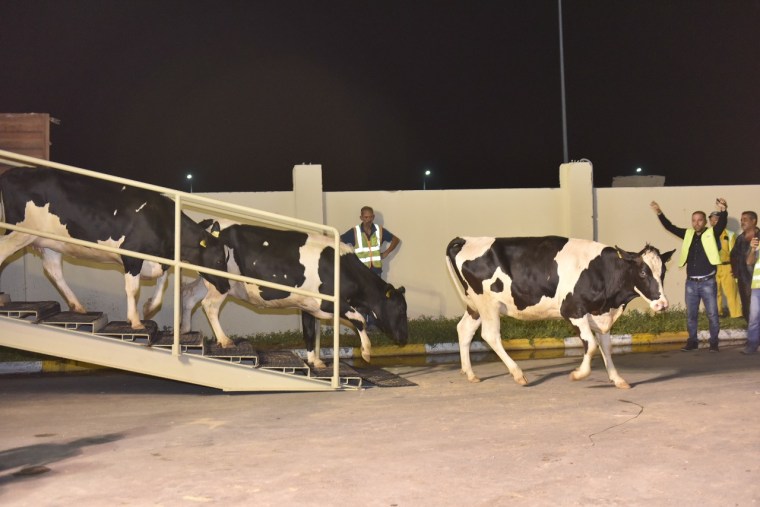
top-left (98, 321), bottom-right (159, 343)
top-left (204, 339), bottom-right (256, 357)
top-left (151, 331), bottom-right (205, 354)
top-left (354, 365), bottom-right (417, 387)
top-left (311, 362), bottom-right (416, 388)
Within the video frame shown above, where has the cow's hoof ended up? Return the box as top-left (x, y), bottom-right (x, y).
top-left (361, 351), bottom-right (371, 363)
top-left (614, 379), bottom-right (631, 389)
top-left (464, 373), bottom-right (481, 383)
top-left (514, 375), bottom-right (528, 386)
top-left (217, 340), bottom-right (235, 349)
top-left (569, 370), bottom-right (588, 381)
top-left (130, 323), bottom-right (146, 330)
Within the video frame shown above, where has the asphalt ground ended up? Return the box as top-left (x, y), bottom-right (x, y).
top-left (1, 344), bottom-right (759, 506)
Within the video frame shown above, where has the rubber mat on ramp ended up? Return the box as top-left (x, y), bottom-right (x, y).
top-left (311, 362), bottom-right (417, 388)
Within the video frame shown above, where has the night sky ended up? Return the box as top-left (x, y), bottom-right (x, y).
top-left (2, 1), bottom-right (758, 192)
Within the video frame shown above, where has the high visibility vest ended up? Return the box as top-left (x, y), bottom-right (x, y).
top-left (752, 251), bottom-right (760, 289)
top-left (678, 228), bottom-right (721, 267)
top-left (353, 224), bottom-right (383, 268)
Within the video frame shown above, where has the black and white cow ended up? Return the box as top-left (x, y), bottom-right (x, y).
top-left (0, 167), bottom-right (230, 328)
top-left (181, 222), bottom-right (408, 367)
top-left (445, 236), bottom-right (674, 389)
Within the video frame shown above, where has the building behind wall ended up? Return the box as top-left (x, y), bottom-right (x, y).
top-left (0, 113), bottom-right (56, 169)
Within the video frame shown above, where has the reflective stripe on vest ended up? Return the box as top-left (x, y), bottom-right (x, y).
top-left (354, 224), bottom-right (383, 268)
top-left (752, 253), bottom-right (760, 289)
top-left (679, 228), bottom-right (721, 267)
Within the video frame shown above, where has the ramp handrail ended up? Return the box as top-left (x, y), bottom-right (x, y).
top-left (0, 148), bottom-right (343, 389)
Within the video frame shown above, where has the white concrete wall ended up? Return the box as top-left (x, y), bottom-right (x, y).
top-left (3, 161), bottom-right (758, 337)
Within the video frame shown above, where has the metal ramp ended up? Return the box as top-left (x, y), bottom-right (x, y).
top-left (0, 149), bottom-right (352, 392)
top-left (0, 301), bottom-right (354, 392)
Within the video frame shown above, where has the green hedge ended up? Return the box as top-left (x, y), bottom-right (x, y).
top-left (1, 308), bottom-right (746, 360)
top-left (246, 308), bottom-right (746, 349)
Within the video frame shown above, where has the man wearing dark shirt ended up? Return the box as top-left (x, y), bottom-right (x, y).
top-left (730, 211), bottom-right (759, 321)
top-left (651, 198), bottom-right (728, 352)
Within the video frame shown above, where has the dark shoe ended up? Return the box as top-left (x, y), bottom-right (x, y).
top-left (680, 343), bottom-right (699, 352)
top-left (709, 344), bottom-right (719, 353)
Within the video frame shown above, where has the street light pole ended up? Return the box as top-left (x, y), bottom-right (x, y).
top-left (558, 0), bottom-right (569, 163)
top-left (423, 169), bottom-right (431, 190)
top-left (186, 173), bottom-right (193, 193)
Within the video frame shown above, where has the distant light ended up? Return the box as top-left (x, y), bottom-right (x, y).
top-left (424, 170), bottom-right (431, 176)
top-left (635, 167), bottom-right (642, 174)
top-left (423, 169), bottom-right (432, 190)
top-left (186, 173), bottom-right (193, 180)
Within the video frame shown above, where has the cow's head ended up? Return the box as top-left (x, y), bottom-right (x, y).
top-left (376, 284), bottom-right (408, 346)
top-left (183, 219), bottom-right (231, 295)
top-left (615, 244), bottom-right (674, 312)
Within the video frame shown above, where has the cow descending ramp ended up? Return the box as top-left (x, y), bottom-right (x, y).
top-left (0, 148), bottom-right (348, 392)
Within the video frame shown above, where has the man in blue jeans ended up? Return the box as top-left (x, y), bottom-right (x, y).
top-left (741, 233), bottom-right (760, 354)
top-left (651, 198), bottom-right (728, 352)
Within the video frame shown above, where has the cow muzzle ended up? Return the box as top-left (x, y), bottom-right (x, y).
top-left (649, 297), bottom-right (669, 312)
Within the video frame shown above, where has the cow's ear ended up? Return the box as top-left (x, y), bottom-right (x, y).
top-left (198, 218), bottom-right (214, 230)
top-left (210, 221), bottom-right (221, 238)
top-left (385, 285), bottom-right (405, 298)
top-left (614, 246), bottom-right (637, 261)
top-left (661, 249), bottom-right (675, 263)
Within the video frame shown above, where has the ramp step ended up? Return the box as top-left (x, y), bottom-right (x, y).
top-left (151, 331), bottom-right (204, 354)
top-left (258, 350), bottom-right (309, 375)
top-left (98, 321), bottom-right (159, 344)
top-left (0, 301), bottom-right (61, 322)
top-left (204, 339), bottom-right (259, 366)
top-left (41, 312), bottom-right (108, 333)
top-left (310, 361), bottom-right (363, 387)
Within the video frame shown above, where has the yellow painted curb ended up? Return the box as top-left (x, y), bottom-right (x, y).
top-left (505, 338), bottom-right (564, 350)
top-left (631, 332), bottom-right (689, 344)
top-left (362, 344), bottom-right (426, 358)
top-left (41, 359), bottom-right (106, 373)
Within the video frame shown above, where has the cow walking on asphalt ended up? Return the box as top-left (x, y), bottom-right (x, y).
top-left (0, 167), bottom-right (230, 329)
top-left (181, 222), bottom-right (408, 367)
top-left (445, 236), bottom-right (674, 389)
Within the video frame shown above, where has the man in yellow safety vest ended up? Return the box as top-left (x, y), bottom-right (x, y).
top-left (341, 206), bottom-right (400, 277)
top-left (341, 206), bottom-right (401, 330)
top-left (651, 198), bottom-right (727, 352)
top-left (741, 225), bottom-right (760, 354)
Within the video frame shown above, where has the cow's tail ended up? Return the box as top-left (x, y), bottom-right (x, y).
top-left (445, 237), bottom-right (472, 307)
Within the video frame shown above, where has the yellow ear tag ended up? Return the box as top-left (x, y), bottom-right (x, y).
top-left (200, 239), bottom-right (207, 248)
top-left (211, 230), bottom-right (220, 238)
top-left (386, 290), bottom-right (392, 298)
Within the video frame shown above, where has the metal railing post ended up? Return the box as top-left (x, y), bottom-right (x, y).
top-left (332, 232), bottom-right (341, 388)
top-left (173, 192), bottom-right (182, 356)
